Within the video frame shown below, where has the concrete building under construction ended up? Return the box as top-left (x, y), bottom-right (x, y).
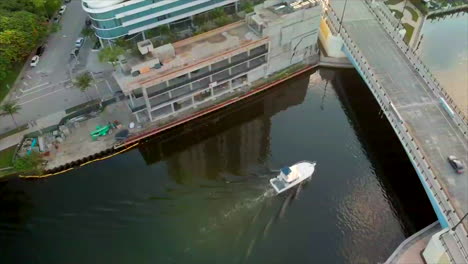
top-left (113, 0), bottom-right (322, 123)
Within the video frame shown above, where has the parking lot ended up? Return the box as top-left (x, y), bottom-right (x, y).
top-left (0, 0), bottom-right (116, 134)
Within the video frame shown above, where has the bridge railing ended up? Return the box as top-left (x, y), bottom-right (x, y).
top-left (363, 0), bottom-right (468, 140)
top-left (370, 0), bottom-right (405, 32)
top-left (323, 3), bottom-right (468, 261)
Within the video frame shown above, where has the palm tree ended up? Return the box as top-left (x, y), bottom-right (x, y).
top-left (74, 73), bottom-right (93, 100)
top-left (0, 101), bottom-right (21, 128)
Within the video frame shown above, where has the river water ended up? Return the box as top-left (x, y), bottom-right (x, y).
top-left (419, 12), bottom-right (468, 115)
top-left (0, 68), bottom-right (435, 263)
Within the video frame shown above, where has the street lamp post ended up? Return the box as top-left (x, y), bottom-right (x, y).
top-left (451, 212), bottom-right (468, 232)
top-left (338, 0), bottom-right (349, 34)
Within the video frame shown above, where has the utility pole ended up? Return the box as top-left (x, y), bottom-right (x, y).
top-left (338, 0), bottom-right (349, 34)
top-left (451, 212), bottom-right (468, 232)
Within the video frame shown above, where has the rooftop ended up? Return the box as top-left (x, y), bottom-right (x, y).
top-left (251, 0), bottom-right (321, 25)
top-left (114, 21), bottom-right (265, 94)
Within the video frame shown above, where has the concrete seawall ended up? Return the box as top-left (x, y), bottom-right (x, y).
top-left (20, 64), bottom-right (317, 179)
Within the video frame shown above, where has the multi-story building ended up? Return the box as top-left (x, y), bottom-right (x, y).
top-left (82, 0), bottom-right (240, 41)
top-left (113, 0), bottom-right (322, 123)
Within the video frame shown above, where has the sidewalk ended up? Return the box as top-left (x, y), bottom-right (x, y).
top-left (0, 110), bottom-right (66, 151)
top-left (385, 222), bottom-right (441, 264)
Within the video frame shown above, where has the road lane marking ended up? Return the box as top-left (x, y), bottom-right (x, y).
top-left (20, 82), bottom-right (50, 93)
top-left (18, 88), bottom-right (67, 105)
top-left (17, 79), bottom-right (71, 98)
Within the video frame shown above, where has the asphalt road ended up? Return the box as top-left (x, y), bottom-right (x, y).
top-left (0, 0), bottom-right (115, 133)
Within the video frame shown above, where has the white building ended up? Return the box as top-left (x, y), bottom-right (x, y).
top-left (113, 0), bottom-right (323, 123)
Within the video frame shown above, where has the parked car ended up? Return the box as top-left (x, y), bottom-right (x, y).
top-left (65, 0), bottom-right (71, 3)
top-left (70, 48), bottom-right (79, 57)
top-left (30, 55), bottom-right (40, 67)
top-left (59, 5), bottom-right (66, 15)
top-left (35, 45), bottom-right (46, 56)
top-left (75, 37), bottom-right (84, 48)
top-left (448, 155), bottom-right (464, 174)
top-left (53, 15), bottom-right (61, 23)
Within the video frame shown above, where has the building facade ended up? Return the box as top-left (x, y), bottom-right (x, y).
top-left (82, 0), bottom-right (240, 40)
top-left (113, 0), bottom-right (322, 123)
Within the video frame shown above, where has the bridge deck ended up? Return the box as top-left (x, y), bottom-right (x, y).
top-left (328, 0), bottom-right (467, 260)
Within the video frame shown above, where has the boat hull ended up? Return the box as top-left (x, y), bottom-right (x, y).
top-left (270, 161), bottom-right (316, 194)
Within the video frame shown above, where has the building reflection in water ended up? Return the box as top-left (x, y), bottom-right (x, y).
top-left (138, 71), bottom-right (313, 184)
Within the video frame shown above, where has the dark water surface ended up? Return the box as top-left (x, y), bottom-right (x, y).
top-left (0, 69), bottom-right (435, 263)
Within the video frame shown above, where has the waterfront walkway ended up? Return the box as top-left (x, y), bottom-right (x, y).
top-left (385, 222), bottom-right (441, 264)
top-left (325, 0), bottom-right (468, 262)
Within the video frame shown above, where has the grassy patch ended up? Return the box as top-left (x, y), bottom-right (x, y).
top-left (409, 0), bottom-right (428, 14)
top-left (0, 146), bottom-right (16, 168)
top-left (403, 23), bottom-right (415, 44)
top-left (390, 9), bottom-right (404, 19)
top-left (386, 0), bottom-right (404, 5)
top-left (0, 124), bottom-right (28, 140)
top-left (405, 6), bottom-right (419, 21)
top-left (0, 63), bottom-right (23, 102)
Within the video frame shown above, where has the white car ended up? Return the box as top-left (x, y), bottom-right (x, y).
top-left (75, 37), bottom-right (84, 48)
top-left (59, 5), bottom-right (66, 15)
top-left (30, 55), bottom-right (40, 67)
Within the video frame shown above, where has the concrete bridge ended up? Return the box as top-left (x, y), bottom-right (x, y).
top-left (321, 0), bottom-right (468, 262)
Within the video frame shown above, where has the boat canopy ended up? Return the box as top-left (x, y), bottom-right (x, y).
top-left (280, 166), bottom-right (300, 183)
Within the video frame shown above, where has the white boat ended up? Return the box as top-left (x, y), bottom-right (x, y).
top-left (270, 161), bottom-right (316, 194)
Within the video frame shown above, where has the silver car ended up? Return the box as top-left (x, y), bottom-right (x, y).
top-left (448, 156), bottom-right (464, 174)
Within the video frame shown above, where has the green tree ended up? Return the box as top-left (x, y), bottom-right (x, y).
top-left (0, 0), bottom-right (38, 16)
top-left (98, 46), bottom-right (125, 68)
top-left (159, 25), bottom-right (171, 36)
top-left (13, 151), bottom-right (43, 173)
top-left (44, 0), bottom-right (61, 18)
top-left (81, 27), bottom-right (95, 38)
top-left (0, 101), bottom-right (21, 128)
top-left (0, 56), bottom-right (9, 81)
top-left (242, 1), bottom-right (254, 13)
top-left (31, 0), bottom-right (47, 17)
top-left (210, 7), bottom-right (225, 19)
top-left (0, 11), bottom-right (47, 46)
top-left (74, 73), bottom-right (93, 99)
top-left (0, 30), bottom-right (31, 62)
top-left (114, 38), bottom-right (130, 49)
top-left (214, 15), bottom-right (233, 27)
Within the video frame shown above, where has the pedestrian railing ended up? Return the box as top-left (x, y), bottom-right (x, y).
top-left (323, 2), bottom-right (468, 261)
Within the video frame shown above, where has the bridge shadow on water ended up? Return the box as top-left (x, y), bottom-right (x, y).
top-left (329, 68), bottom-right (437, 236)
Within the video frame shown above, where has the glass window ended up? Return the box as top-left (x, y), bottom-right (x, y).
top-left (250, 44), bottom-right (268, 57)
top-left (168, 74), bottom-right (189, 87)
top-left (231, 62), bottom-right (248, 76)
top-left (133, 88), bottom-right (143, 98)
top-left (147, 82), bottom-right (168, 97)
top-left (211, 59), bottom-right (229, 71)
top-left (192, 77), bottom-right (210, 90)
top-left (231, 52), bottom-right (248, 64)
top-left (249, 55), bottom-right (267, 69)
top-left (170, 85), bottom-right (191, 98)
top-left (212, 69), bottom-right (229, 82)
top-left (151, 104), bottom-right (172, 119)
top-left (150, 93), bottom-right (171, 108)
top-left (190, 66), bottom-right (209, 79)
